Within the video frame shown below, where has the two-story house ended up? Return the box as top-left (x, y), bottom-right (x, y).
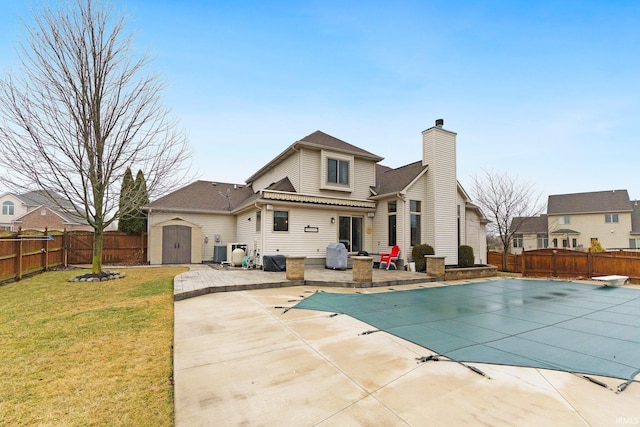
top-left (145, 120), bottom-right (488, 267)
top-left (0, 190), bottom-right (91, 232)
top-left (510, 189), bottom-right (640, 253)
top-left (548, 190), bottom-right (634, 250)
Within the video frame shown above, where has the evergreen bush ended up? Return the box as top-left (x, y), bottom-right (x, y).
top-left (458, 245), bottom-right (475, 267)
top-left (412, 244), bottom-right (435, 272)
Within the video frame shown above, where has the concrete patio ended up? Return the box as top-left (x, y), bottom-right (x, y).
top-left (173, 265), bottom-right (640, 426)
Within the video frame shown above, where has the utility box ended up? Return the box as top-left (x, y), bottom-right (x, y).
top-left (326, 243), bottom-right (347, 270)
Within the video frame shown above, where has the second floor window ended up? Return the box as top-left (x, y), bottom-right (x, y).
top-left (605, 214), bottom-right (619, 223)
top-left (327, 158), bottom-right (349, 185)
top-left (2, 201), bottom-right (14, 215)
top-left (558, 215), bottom-right (570, 225)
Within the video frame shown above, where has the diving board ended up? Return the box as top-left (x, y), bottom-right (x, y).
top-left (591, 275), bottom-right (629, 287)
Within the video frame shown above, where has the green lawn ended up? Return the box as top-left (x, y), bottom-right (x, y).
top-left (0, 267), bottom-right (186, 426)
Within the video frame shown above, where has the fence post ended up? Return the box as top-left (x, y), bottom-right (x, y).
top-left (551, 250), bottom-right (557, 277)
top-left (63, 229), bottom-right (68, 267)
top-left (15, 237), bottom-right (23, 281)
top-left (587, 251), bottom-right (592, 278)
top-left (521, 250), bottom-right (526, 276)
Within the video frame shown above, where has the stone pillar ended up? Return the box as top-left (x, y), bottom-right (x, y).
top-left (425, 255), bottom-right (445, 280)
top-left (352, 256), bottom-right (373, 283)
top-left (286, 256), bottom-right (305, 281)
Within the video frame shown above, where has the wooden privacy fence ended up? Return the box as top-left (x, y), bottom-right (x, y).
top-left (487, 249), bottom-right (640, 284)
top-left (0, 231), bottom-right (64, 282)
top-left (66, 231), bottom-right (147, 265)
top-left (0, 230), bottom-right (147, 283)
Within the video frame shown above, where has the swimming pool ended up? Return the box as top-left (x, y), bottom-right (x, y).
top-left (293, 278), bottom-right (640, 383)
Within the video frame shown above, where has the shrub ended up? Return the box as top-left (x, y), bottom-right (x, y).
top-left (458, 245), bottom-right (475, 267)
top-left (412, 244), bottom-right (435, 272)
top-left (589, 240), bottom-right (606, 253)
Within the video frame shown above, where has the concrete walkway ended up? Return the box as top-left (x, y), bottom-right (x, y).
top-left (173, 266), bottom-right (640, 426)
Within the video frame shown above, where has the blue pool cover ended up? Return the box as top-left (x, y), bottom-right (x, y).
top-left (293, 279), bottom-right (640, 381)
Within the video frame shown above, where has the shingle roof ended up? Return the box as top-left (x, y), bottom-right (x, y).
top-left (17, 190), bottom-right (74, 210)
top-left (374, 161), bottom-right (427, 196)
top-left (146, 181), bottom-right (255, 213)
top-left (299, 131), bottom-right (383, 160)
top-left (15, 190), bottom-right (88, 225)
top-left (547, 190), bottom-right (632, 215)
top-left (265, 177), bottom-right (296, 192)
top-left (550, 228), bottom-right (580, 235)
top-left (511, 215), bottom-right (548, 233)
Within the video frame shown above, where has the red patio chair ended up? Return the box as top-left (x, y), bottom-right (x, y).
top-left (379, 245), bottom-right (400, 270)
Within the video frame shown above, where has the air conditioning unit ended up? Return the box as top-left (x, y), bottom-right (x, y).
top-left (213, 245), bottom-right (227, 263)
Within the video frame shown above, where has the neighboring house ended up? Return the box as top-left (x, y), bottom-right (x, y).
top-left (145, 120), bottom-right (489, 266)
top-left (510, 190), bottom-right (639, 253)
top-left (0, 190), bottom-right (91, 232)
top-left (511, 215), bottom-right (548, 254)
top-left (548, 190), bottom-right (633, 250)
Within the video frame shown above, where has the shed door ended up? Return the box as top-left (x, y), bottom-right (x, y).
top-left (162, 225), bottom-right (192, 264)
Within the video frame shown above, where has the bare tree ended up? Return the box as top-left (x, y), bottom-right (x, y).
top-left (0, 0), bottom-right (190, 274)
top-left (471, 169), bottom-right (542, 271)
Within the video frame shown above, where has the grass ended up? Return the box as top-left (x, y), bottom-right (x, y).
top-left (0, 266), bottom-right (186, 426)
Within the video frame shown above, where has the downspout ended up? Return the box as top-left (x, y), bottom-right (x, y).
top-left (397, 193), bottom-right (406, 267)
top-left (146, 207), bottom-right (152, 263)
top-left (255, 202), bottom-right (264, 266)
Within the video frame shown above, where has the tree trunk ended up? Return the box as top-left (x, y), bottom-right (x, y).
top-left (502, 247), bottom-right (509, 271)
top-left (92, 227), bottom-right (103, 274)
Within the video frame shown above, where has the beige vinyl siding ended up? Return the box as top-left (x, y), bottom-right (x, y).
top-left (464, 208), bottom-right (487, 263)
top-left (512, 232), bottom-right (540, 254)
top-left (148, 211), bottom-right (236, 262)
top-left (299, 148), bottom-right (321, 194)
top-left (371, 198), bottom-right (393, 257)
top-left (252, 151), bottom-right (300, 192)
top-left (235, 210), bottom-right (261, 259)
top-left (301, 149), bottom-right (376, 198)
top-left (351, 158), bottom-right (376, 199)
top-left (548, 212), bottom-right (632, 250)
top-left (262, 206), bottom-right (337, 259)
top-left (423, 127), bottom-right (458, 264)
top-left (260, 205), bottom-right (374, 260)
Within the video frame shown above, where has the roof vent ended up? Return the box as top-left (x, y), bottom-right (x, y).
top-left (435, 119), bottom-right (444, 127)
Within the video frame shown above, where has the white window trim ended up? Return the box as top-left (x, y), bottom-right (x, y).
top-left (321, 150), bottom-right (354, 193)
